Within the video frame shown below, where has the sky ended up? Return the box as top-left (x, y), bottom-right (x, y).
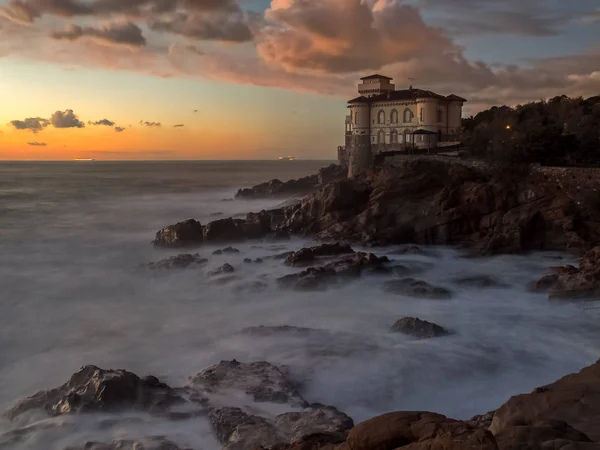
top-left (0, 0), bottom-right (599, 160)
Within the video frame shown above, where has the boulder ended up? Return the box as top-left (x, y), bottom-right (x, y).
top-left (277, 253), bottom-right (389, 291)
top-left (493, 420), bottom-right (598, 450)
top-left (244, 258), bottom-right (264, 264)
top-left (284, 243), bottom-right (355, 267)
top-left (383, 278), bottom-right (453, 299)
top-left (7, 366), bottom-right (182, 420)
top-left (213, 247), bottom-right (240, 255)
top-left (208, 263), bottom-right (235, 276)
top-left (390, 317), bottom-right (450, 339)
top-left (342, 411), bottom-right (498, 450)
top-left (64, 437), bottom-right (191, 450)
top-left (154, 219), bottom-right (203, 248)
top-left (188, 360), bottom-right (308, 408)
top-left (147, 254), bottom-right (208, 270)
top-left (490, 359), bottom-right (600, 443)
top-left (532, 247), bottom-right (600, 299)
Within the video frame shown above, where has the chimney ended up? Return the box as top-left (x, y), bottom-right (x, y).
top-left (387, 90), bottom-right (391, 100)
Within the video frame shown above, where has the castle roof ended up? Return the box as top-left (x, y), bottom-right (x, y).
top-left (348, 89), bottom-right (467, 104)
top-left (360, 74), bottom-right (393, 80)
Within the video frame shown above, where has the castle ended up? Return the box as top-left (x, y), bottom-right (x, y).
top-left (338, 74), bottom-right (466, 177)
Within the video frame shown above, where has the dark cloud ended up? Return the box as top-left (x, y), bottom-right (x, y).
top-left (114, 126), bottom-right (125, 132)
top-left (149, 11), bottom-right (252, 42)
top-left (51, 22), bottom-right (146, 47)
top-left (51, 109), bottom-right (85, 128)
top-left (173, 124), bottom-right (184, 127)
top-left (89, 118), bottom-right (115, 126)
top-left (140, 120), bottom-right (161, 127)
top-left (9, 117), bottom-right (50, 133)
top-left (27, 141), bottom-right (47, 146)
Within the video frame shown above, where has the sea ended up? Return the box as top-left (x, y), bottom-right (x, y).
top-left (0, 160), bottom-right (599, 449)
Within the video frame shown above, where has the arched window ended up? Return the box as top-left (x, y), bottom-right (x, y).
top-left (403, 129), bottom-right (410, 144)
top-left (391, 129), bottom-right (398, 144)
top-left (391, 109), bottom-right (398, 124)
top-left (378, 130), bottom-right (385, 144)
top-left (378, 110), bottom-right (385, 124)
top-left (419, 108), bottom-right (424, 122)
top-left (403, 108), bottom-right (413, 123)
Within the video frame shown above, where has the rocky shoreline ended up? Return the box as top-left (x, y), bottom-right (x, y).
top-left (6, 160), bottom-right (599, 450)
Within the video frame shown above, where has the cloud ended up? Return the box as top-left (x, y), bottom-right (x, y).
top-left (51, 109), bottom-right (85, 128)
top-left (173, 123), bottom-right (184, 127)
top-left (149, 11), bottom-right (252, 42)
top-left (89, 118), bottom-right (115, 126)
top-left (140, 120), bottom-right (161, 127)
top-left (9, 117), bottom-right (50, 133)
top-left (28, 141), bottom-right (47, 146)
top-left (51, 22), bottom-right (146, 48)
top-left (114, 126), bottom-right (125, 132)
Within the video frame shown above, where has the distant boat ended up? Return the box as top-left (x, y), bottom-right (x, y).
top-left (73, 157), bottom-right (95, 161)
top-left (278, 156), bottom-right (296, 161)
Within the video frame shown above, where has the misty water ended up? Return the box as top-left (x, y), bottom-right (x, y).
top-left (0, 161), bottom-right (599, 449)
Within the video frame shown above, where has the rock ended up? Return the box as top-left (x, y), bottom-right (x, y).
top-left (240, 325), bottom-right (314, 337)
top-left (7, 366), bottom-right (182, 420)
top-left (493, 420), bottom-right (598, 450)
top-left (64, 437), bottom-right (191, 450)
top-left (154, 219), bottom-right (203, 248)
top-left (188, 360), bottom-right (308, 408)
top-left (342, 411), bottom-right (498, 450)
top-left (533, 248), bottom-right (600, 299)
top-left (235, 165), bottom-right (346, 199)
top-left (284, 243), bottom-right (355, 267)
top-left (211, 275), bottom-right (240, 285)
top-left (233, 280), bottom-right (268, 293)
top-left (490, 359), bottom-right (600, 443)
top-left (388, 245), bottom-right (436, 256)
top-left (213, 247), bottom-right (240, 255)
top-left (468, 411), bottom-right (495, 429)
top-left (454, 275), bottom-right (507, 288)
top-left (383, 278), bottom-right (453, 299)
top-left (208, 263), bottom-right (235, 276)
top-left (277, 253), bottom-right (389, 291)
top-left (390, 317), bottom-right (450, 339)
top-left (147, 254), bottom-right (208, 270)
top-left (209, 406), bottom-right (353, 450)
top-left (243, 258), bottom-right (264, 264)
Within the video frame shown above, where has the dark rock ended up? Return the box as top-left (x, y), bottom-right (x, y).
top-left (384, 278), bottom-right (453, 299)
top-left (7, 366), bottom-right (182, 420)
top-left (454, 275), bottom-right (507, 288)
top-left (211, 275), bottom-right (239, 285)
top-left (188, 360), bottom-right (308, 408)
top-left (388, 245), bottom-right (437, 256)
top-left (391, 317), bottom-right (450, 339)
top-left (277, 253), bottom-right (389, 291)
top-left (240, 325), bottom-right (314, 337)
top-left (233, 280), bottom-right (268, 293)
top-left (212, 247), bottom-right (240, 255)
top-left (64, 437), bottom-right (191, 450)
top-left (468, 410), bottom-right (495, 429)
top-left (342, 411), bottom-right (498, 450)
top-left (494, 420), bottom-right (596, 450)
top-left (147, 254), bottom-right (208, 270)
top-left (208, 263), bottom-right (235, 276)
top-left (284, 243), bottom-right (355, 267)
top-left (154, 219), bottom-right (203, 248)
top-left (243, 258), bottom-right (264, 264)
top-left (244, 258), bottom-right (252, 263)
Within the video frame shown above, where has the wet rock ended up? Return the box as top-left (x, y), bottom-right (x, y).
top-left (64, 437), bottom-right (191, 450)
top-left (208, 263), bottom-right (235, 276)
top-left (188, 360), bottom-right (308, 408)
top-left (213, 247), bottom-right (240, 255)
top-left (154, 219), bottom-right (203, 248)
top-left (277, 253), bottom-right (389, 291)
top-left (274, 406), bottom-right (354, 444)
top-left (384, 278), bottom-right (453, 299)
top-left (243, 258), bottom-right (264, 264)
top-left (284, 243), bottom-right (355, 267)
top-left (342, 411), bottom-right (498, 450)
top-left (147, 254), bottom-right (208, 270)
top-left (533, 248), bottom-right (600, 299)
top-left (233, 280), bottom-right (268, 293)
top-left (490, 359), bottom-right (600, 442)
top-left (391, 317), bottom-right (450, 339)
top-left (388, 245), bottom-right (437, 256)
top-left (454, 275), bottom-right (507, 288)
top-left (211, 275), bottom-right (240, 285)
top-left (7, 366), bottom-right (182, 420)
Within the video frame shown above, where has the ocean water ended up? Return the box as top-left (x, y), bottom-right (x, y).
top-left (0, 160), bottom-right (599, 449)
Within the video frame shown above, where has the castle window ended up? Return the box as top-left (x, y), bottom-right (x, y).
top-left (378, 130), bottom-right (385, 144)
top-left (437, 109), bottom-right (443, 123)
top-left (419, 108), bottom-right (424, 122)
top-left (391, 109), bottom-right (398, 124)
top-left (355, 112), bottom-right (359, 124)
top-left (403, 108), bottom-right (413, 123)
top-left (391, 129), bottom-right (398, 144)
top-left (378, 110), bottom-right (385, 124)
